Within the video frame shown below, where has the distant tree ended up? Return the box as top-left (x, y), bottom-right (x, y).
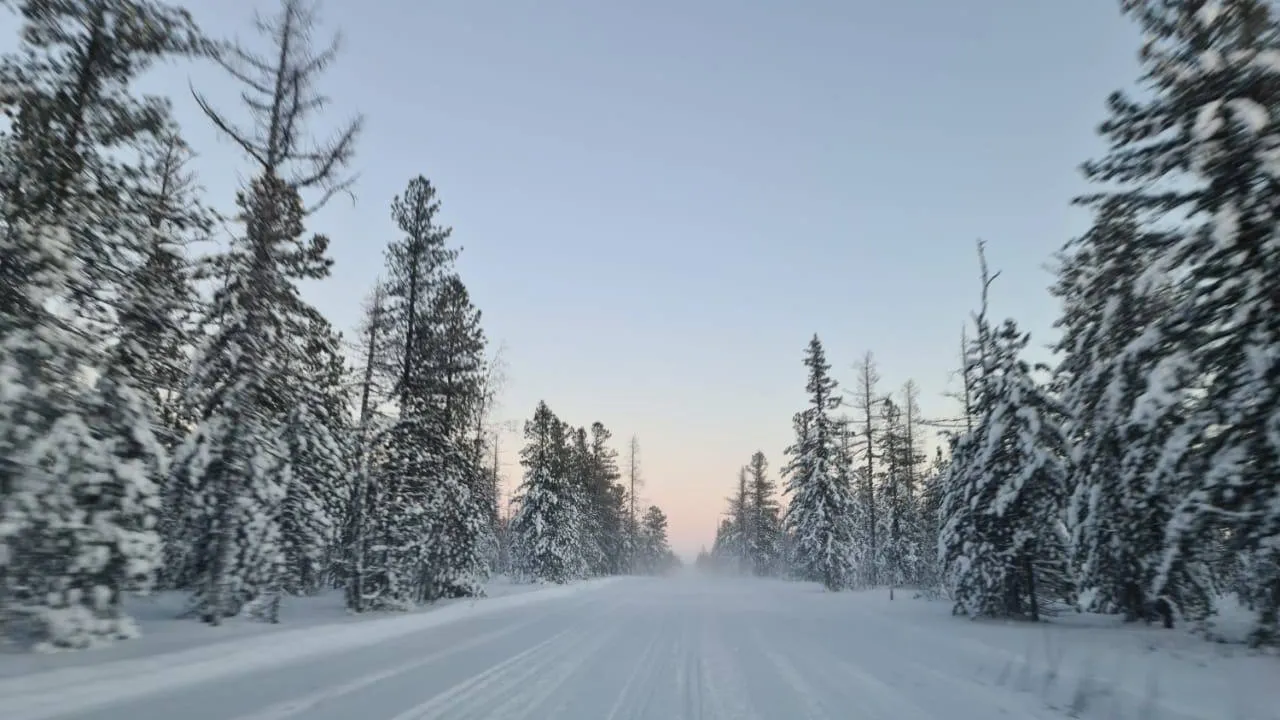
top-left (510, 402), bottom-right (585, 583)
top-left (746, 451), bottom-right (781, 576)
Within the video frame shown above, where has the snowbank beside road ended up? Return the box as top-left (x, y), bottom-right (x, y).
top-left (830, 585), bottom-right (1278, 720)
top-left (0, 577), bottom-right (617, 720)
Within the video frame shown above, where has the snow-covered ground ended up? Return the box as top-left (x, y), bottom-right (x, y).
top-left (0, 575), bottom-right (1274, 720)
top-left (0, 574), bottom-right (556, 680)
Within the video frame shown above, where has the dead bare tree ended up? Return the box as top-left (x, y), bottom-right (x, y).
top-left (627, 435), bottom-right (643, 571)
top-left (850, 352), bottom-right (882, 585)
top-left (192, 0), bottom-right (363, 210)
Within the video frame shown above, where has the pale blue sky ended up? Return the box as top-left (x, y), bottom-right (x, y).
top-left (7, 0), bottom-right (1144, 555)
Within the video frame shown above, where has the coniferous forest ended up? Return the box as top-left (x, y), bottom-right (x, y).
top-left (698, 0), bottom-right (1280, 648)
top-left (0, 0), bottom-right (673, 653)
top-left (4, 0), bottom-right (1280, 660)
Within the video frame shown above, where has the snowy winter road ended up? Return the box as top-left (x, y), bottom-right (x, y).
top-left (0, 576), bottom-right (1274, 720)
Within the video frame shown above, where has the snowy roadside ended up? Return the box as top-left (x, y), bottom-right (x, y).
top-left (828, 586), bottom-right (1279, 720)
top-left (0, 576), bottom-right (617, 696)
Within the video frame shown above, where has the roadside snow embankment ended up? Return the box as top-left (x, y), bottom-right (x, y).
top-left (0, 577), bottom-right (617, 719)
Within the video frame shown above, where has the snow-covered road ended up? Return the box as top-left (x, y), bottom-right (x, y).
top-left (1, 576), bottom-right (1273, 720)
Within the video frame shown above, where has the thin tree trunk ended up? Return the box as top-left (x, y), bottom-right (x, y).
top-left (346, 285), bottom-right (384, 612)
top-left (861, 359), bottom-right (877, 587)
top-left (1025, 552), bottom-right (1039, 623)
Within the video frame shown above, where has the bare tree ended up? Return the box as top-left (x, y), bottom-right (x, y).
top-left (959, 328), bottom-right (973, 432)
top-left (850, 352), bottom-right (882, 585)
top-left (971, 239), bottom-right (1000, 402)
top-left (627, 435), bottom-right (643, 570)
top-left (901, 380), bottom-right (923, 498)
top-left (471, 342), bottom-right (510, 533)
top-left (192, 0), bottom-right (363, 210)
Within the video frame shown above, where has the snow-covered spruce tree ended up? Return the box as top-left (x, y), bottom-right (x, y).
top-left (723, 466), bottom-right (750, 574)
top-left (131, 131), bottom-right (216, 593)
top-left (878, 398), bottom-right (914, 599)
top-left (343, 283), bottom-right (393, 611)
top-left (0, 0), bottom-right (204, 649)
top-left (636, 505), bottom-right (676, 575)
top-left (874, 387), bottom-right (927, 597)
top-left (352, 206), bottom-right (440, 608)
top-left (746, 451), bottom-right (781, 576)
top-left (941, 321), bottom-right (1071, 620)
top-left (417, 273), bottom-right (492, 598)
top-left (172, 0), bottom-right (362, 625)
top-left (1079, 0), bottom-right (1280, 642)
top-left (364, 176), bottom-right (490, 605)
top-left (587, 422), bottom-right (629, 575)
top-left (1153, 0), bottom-right (1280, 644)
top-left (170, 174), bottom-right (317, 624)
top-left (465, 347), bottom-right (508, 574)
top-left (365, 176), bottom-right (452, 608)
top-left (938, 239), bottom-right (1000, 612)
top-left (710, 517), bottom-right (735, 571)
top-left (1052, 199), bottom-right (1186, 623)
top-left (782, 335), bottom-right (856, 591)
top-left (130, 129), bottom-right (214, 455)
top-left (567, 427), bottom-right (605, 575)
top-left (566, 420), bottom-right (630, 578)
top-left (916, 447), bottom-right (949, 598)
top-left (278, 311), bottom-right (354, 595)
top-left (897, 381), bottom-right (930, 590)
top-left (834, 419), bottom-right (871, 586)
top-left (510, 402), bottom-right (585, 583)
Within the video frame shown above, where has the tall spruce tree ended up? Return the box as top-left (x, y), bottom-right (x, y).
top-left (879, 398), bottom-right (908, 598)
top-left (278, 312), bottom-right (353, 595)
top-left (941, 321), bottom-right (1071, 620)
top-left (364, 176), bottom-right (490, 604)
top-left (567, 427), bottom-right (604, 575)
top-left (171, 0), bottom-right (361, 624)
top-left (1053, 200), bottom-right (1184, 623)
top-left (587, 422), bottom-right (627, 574)
top-left (420, 273), bottom-right (492, 598)
top-left (1077, 0), bottom-right (1280, 642)
top-left (782, 335), bottom-right (855, 591)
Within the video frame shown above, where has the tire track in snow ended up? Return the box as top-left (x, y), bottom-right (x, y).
top-left (799, 641), bottom-right (936, 720)
top-left (602, 628), bottom-right (662, 720)
top-left (468, 617), bottom-right (616, 717)
top-left (225, 614), bottom-right (545, 720)
top-left (693, 611), bottom-right (760, 720)
top-left (760, 646), bottom-right (837, 719)
top-left (752, 621), bottom-right (840, 720)
top-left (673, 614), bottom-right (701, 720)
top-left (381, 620), bottom-right (596, 720)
